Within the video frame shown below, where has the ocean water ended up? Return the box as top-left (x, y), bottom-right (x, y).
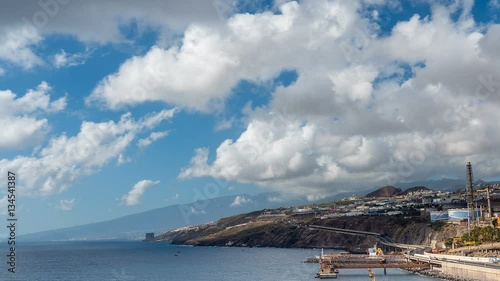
top-left (0, 241), bottom-right (439, 281)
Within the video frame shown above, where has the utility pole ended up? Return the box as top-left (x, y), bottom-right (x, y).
top-left (466, 162), bottom-right (477, 227)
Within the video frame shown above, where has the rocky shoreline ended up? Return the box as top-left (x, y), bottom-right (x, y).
top-left (407, 269), bottom-right (476, 281)
top-left (157, 215), bottom-right (467, 250)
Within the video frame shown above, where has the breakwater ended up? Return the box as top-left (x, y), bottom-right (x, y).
top-left (408, 253), bottom-right (500, 281)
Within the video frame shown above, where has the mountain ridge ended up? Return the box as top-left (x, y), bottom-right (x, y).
top-left (18, 193), bottom-right (310, 242)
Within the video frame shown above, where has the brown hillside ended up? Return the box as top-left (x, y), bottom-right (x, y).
top-left (365, 186), bottom-right (402, 197)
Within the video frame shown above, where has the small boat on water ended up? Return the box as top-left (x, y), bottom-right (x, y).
top-left (304, 256), bottom-right (320, 263)
top-left (316, 272), bottom-right (338, 279)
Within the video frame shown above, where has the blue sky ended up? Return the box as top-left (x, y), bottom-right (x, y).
top-left (0, 0), bottom-right (499, 235)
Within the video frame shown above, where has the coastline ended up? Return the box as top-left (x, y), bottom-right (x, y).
top-left (167, 240), bottom-right (351, 250)
top-left (168, 242), bottom-right (466, 281)
top-left (164, 240), bottom-right (493, 281)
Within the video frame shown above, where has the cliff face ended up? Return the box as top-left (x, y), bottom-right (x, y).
top-left (155, 214), bottom-right (467, 250)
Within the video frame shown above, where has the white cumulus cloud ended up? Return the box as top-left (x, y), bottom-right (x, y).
top-left (137, 131), bottom-right (169, 148)
top-left (230, 195), bottom-right (252, 207)
top-left (58, 199), bottom-right (75, 211)
top-left (117, 154), bottom-right (132, 165)
top-left (178, 1), bottom-right (500, 197)
top-left (53, 49), bottom-right (93, 68)
top-left (86, 0), bottom-right (360, 111)
top-left (0, 26), bottom-right (43, 69)
top-left (0, 82), bottom-right (66, 149)
top-left (3, 0), bottom-right (500, 200)
top-left (0, 109), bottom-right (175, 196)
top-left (121, 180), bottom-right (160, 206)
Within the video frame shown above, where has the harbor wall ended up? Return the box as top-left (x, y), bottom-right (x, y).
top-left (409, 253), bottom-right (499, 281)
top-left (441, 262), bottom-right (499, 281)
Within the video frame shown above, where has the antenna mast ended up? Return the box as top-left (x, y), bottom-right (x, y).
top-left (487, 185), bottom-right (493, 226)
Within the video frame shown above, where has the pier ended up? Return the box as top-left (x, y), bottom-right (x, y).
top-left (319, 253), bottom-right (430, 269)
top-left (315, 251), bottom-right (430, 279)
top-left (308, 225), bottom-right (500, 280)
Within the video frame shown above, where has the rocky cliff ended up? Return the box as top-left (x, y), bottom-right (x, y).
top-left (154, 214), bottom-right (467, 251)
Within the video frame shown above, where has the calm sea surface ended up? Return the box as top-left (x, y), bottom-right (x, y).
top-left (0, 241), bottom-right (440, 281)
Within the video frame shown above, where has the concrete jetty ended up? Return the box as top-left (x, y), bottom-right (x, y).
top-left (407, 253), bottom-right (500, 281)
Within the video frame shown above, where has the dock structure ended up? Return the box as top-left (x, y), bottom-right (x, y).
top-left (315, 249), bottom-right (430, 278)
top-left (313, 250), bottom-right (500, 280)
top-left (308, 224), bottom-right (500, 280)
top-left (308, 223), bottom-right (430, 278)
top-left (320, 254), bottom-right (430, 269)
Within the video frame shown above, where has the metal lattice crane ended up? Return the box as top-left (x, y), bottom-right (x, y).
top-left (466, 162), bottom-right (477, 227)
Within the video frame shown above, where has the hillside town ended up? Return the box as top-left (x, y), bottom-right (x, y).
top-left (257, 184), bottom-right (500, 226)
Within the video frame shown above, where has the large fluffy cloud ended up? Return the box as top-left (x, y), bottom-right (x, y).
top-left (0, 0), bottom-right (228, 43)
top-left (0, 109), bottom-right (175, 196)
top-left (4, 0), bottom-right (500, 199)
top-left (178, 1), bottom-right (500, 197)
top-left (0, 82), bottom-right (66, 149)
top-left (0, 0), bottom-right (239, 71)
top-left (87, 0), bottom-right (361, 111)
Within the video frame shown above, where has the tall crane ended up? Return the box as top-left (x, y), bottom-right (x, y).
top-left (476, 185), bottom-right (493, 226)
top-left (466, 162), bottom-right (478, 227)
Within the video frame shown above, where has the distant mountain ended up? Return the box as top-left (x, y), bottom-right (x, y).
top-left (19, 193), bottom-right (311, 242)
top-left (365, 186), bottom-right (402, 197)
top-left (393, 179), bottom-right (466, 191)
